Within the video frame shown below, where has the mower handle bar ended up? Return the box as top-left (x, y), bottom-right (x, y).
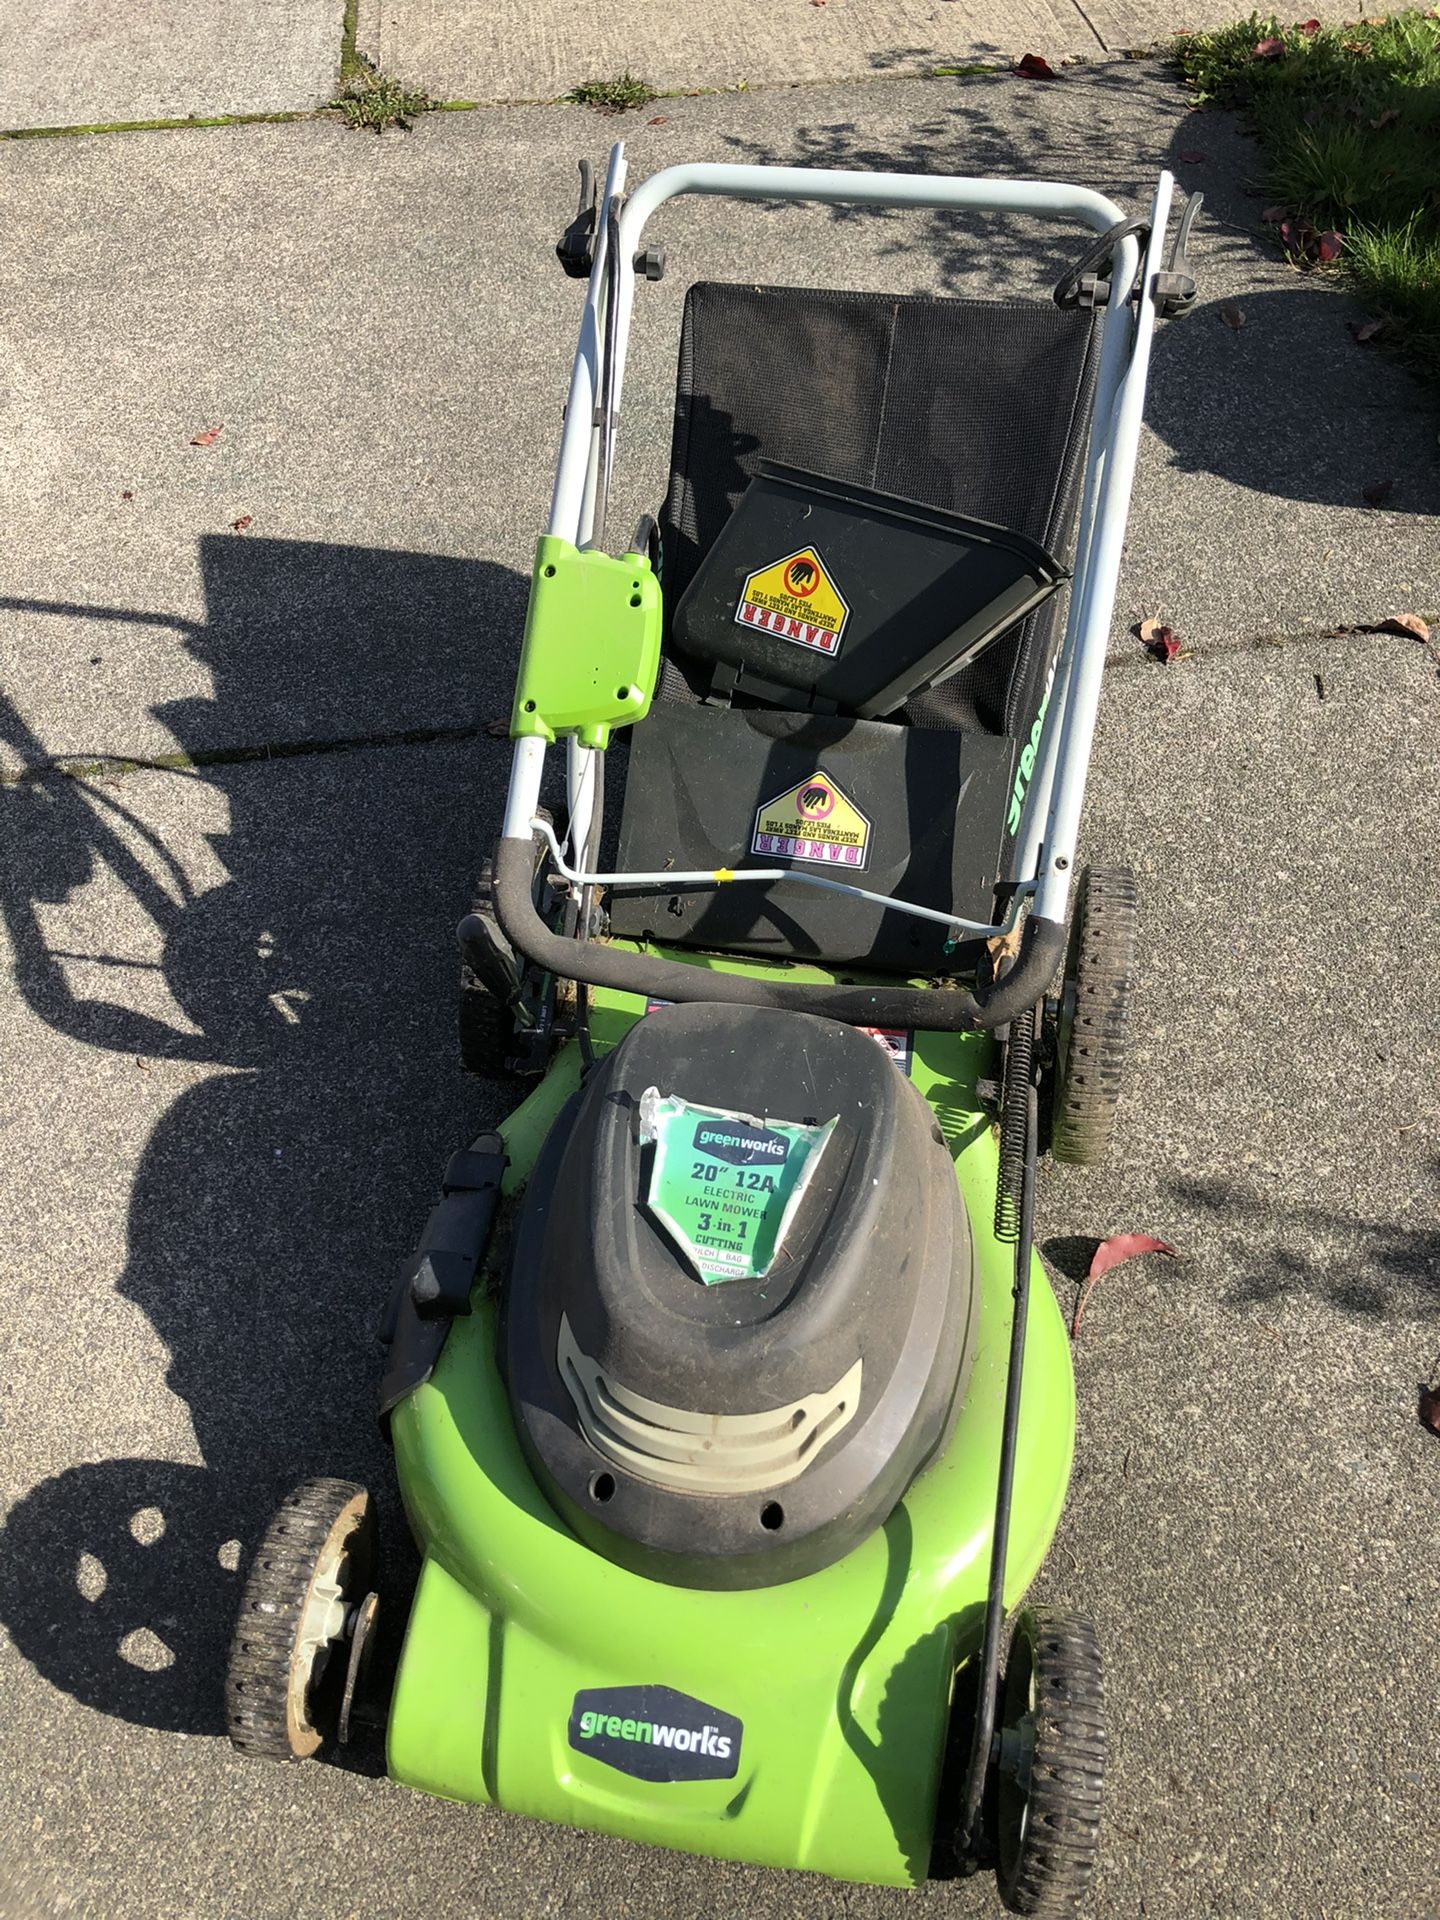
top-left (504, 153), bottom-right (1175, 1028)
top-left (491, 828), bottom-right (1066, 1033)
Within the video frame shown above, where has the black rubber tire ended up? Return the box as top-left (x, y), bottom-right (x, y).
top-left (995, 1608), bottom-right (1106, 1916)
top-left (226, 1478), bottom-right (375, 1762)
top-left (1048, 866), bottom-right (1138, 1167)
top-left (459, 949), bottom-right (519, 1078)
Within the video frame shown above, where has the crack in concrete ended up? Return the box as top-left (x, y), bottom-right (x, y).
top-left (6, 619), bottom-right (1432, 790)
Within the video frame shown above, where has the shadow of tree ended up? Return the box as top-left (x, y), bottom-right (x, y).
top-left (0, 536), bottom-right (529, 1736)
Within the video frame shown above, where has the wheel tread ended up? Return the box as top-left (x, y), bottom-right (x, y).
top-left (997, 1608), bottom-right (1106, 1917)
top-left (225, 1477), bottom-right (371, 1763)
top-left (1050, 867), bottom-right (1138, 1167)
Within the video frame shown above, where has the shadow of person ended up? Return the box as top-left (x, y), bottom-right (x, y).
top-left (0, 535), bottom-right (528, 1735)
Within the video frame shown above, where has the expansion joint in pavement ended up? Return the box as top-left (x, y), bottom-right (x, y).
top-left (2, 722), bottom-right (499, 789)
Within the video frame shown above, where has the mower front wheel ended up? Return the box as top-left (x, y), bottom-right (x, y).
top-left (993, 1607), bottom-right (1106, 1916)
top-left (226, 1477), bottom-right (377, 1762)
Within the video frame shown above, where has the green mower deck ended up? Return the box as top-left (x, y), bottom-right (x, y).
top-left (386, 975), bottom-right (1075, 1888)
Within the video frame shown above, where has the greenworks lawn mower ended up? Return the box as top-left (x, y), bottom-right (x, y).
top-left (227, 146), bottom-right (1200, 1911)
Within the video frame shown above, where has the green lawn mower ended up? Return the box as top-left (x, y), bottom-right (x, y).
top-left (227, 146), bottom-right (1199, 1911)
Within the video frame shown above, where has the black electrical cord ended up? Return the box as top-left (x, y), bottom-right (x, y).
top-left (957, 1001), bottom-right (1041, 1864)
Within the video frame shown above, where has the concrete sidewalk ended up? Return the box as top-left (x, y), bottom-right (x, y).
top-left (1, 36), bottom-right (1438, 1920)
top-left (4, 0), bottom-right (1360, 129)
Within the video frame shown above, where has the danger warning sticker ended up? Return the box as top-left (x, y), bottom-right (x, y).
top-left (752, 771), bottom-right (871, 870)
top-left (735, 548), bottom-right (849, 657)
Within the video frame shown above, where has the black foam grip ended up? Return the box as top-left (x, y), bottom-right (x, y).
top-left (491, 835), bottom-right (1066, 1033)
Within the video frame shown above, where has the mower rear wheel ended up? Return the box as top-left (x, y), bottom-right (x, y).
top-left (994, 1608), bottom-right (1106, 1916)
top-left (226, 1477), bottom-right (376, 1762)
top-left (1047, 866), bottom-right (1138, 1166)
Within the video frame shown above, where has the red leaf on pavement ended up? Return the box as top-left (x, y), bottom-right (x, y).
top-left (231, 514), bottom-right (253, 532)
top-left (1014, 53), bottom-right (1057, 77)
top-left (1316, 229), bottom-right (1344, 261)
top-left (190, 425), bottom-right (223, 447)
top-left (1297, 16), bottom-right (1321, 32)
top-left (1252, 36), bottom-right (1286, 57)
top-left (1136, 615), bottom-right (1183, 663)
top-left (1361, 479), bottom-right (1394, 506)
top-left (120, 489), bottom-right (134, 501)
top-left (1378, 612), bottom-right (1430, 641)
top-left (1350, 317), bottom-right (1383, 342)
top-left (1261, 205), bottom-right (1287, 223)
top-left (647, 114), bottom-right (669, 123)
top-left (1071, 1234), bottom-right (1178, 1338)
top-left (1420, 1382), bottom-right (1440, 1437)
top-left (1219, 302), bottom-right (1246, 329)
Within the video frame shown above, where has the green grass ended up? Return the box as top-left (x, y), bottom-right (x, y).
top-left (1176, 9), bottom-right (1440, 375)
top-left (565, 73), bottom-right (658, 112)
top-left (332, 53), bottom-right (432, 131)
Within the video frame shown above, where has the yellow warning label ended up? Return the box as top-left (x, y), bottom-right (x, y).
top-left (735, 547), bottom-right (850, 657)
top-left (752, 771), bottom-right (871, 871)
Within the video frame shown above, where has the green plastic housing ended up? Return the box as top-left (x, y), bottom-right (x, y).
top-left (511, 537), bottom-right (662, 749)
top-left (386, 968), bottom-right (1076, 1888)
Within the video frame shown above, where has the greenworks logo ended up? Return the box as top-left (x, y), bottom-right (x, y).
top-left (577, 1709), bottom-right (734, 1760)
top-left (1006, 667), bottom-right (1057, 837)
top-left (568, 1685), bottom-right (742, 1783)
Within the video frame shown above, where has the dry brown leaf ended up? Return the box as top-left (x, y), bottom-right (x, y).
top-left (231, 513), bottom-right (253, 533)
top-left (1219, 303), bottom-right (1246, 329)
top-left (1377, 613), bottom-right (1430, 641)
top-left (986, 925), bottom-right (1023, 973)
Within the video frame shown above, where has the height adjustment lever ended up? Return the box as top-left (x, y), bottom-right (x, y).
top-left (556, 158), bottom-right (598, 279)
top-left (1154, 191), bottom-right (1203, 319)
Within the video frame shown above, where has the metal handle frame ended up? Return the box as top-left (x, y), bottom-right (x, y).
top-left (502, 147), bottom-right (1173, 978)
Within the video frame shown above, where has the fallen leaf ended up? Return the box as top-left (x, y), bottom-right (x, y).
top-left (1297, 15), bottom-right (1321, 32)
top-left (134, 1057), bottom-right (152, 1073)
top-left (1071, 1234), bottom-right (1178, 1337)
top-left (810, 1), bottom-right (827, 8)
top-left (1371, 106), bottom-right (1400, 129)
top-left (1219, 303), bottom-right (1246, 329)
top-left (1136, 616), bottom-right (1182, 663)
top-left (1177, 149), bottom-right (1206, 163)
top-left (1260, 205), bottom-right (1287, 223)
top-left (986, 925), bottom-right (1023, 973)
top-left (1350, 317), bottom-right (1383, 342)
top-left (190, 425), bottom-right (223, 447)
top-left (1251, 35), bottom-right (1286, 57)
top-left (120, 489), bottom-right (134, 500)
top-left (1014, 52), bottom-right (1057, 77)
top-left (484, 718), bottom-right (511, 737)
top-left (1420, 1381), bottom-right (1440, 1437)
top-left (1377, 612), bottom-right (1430, 641)
top-left (1316, 229), bottom-right (1344, 262)
top-left (1361, 479), bottom-right (1394, 507)
top-left (647, 114), bottom-right (669, 123)
top-left (231, 513), bottom-right (253, 532)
